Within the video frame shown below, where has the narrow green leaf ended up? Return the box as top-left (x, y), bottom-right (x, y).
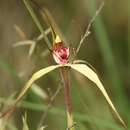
top-left (15, 65), bottom-right (61, 104)
top-left (0, 56), bottom-right (22, 85)
top-left (22, 114), bottom-right (29, 130)
top-left (70, 63), bottom-right (127, 129)
top-left (31, 83), bottom-right (48, 100)
top-left (1, 65), bottom-right (62, 118)
top-left (23, 0), bottom-right (51, 48)
top-left (0, 97), bottom-right (124, 130)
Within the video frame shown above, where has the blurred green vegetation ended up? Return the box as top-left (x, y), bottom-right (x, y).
top-left (0, 0), bottom-right (129, 130)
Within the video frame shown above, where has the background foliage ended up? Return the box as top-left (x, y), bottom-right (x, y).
top-left (0, 0), bottom-right (129, 130)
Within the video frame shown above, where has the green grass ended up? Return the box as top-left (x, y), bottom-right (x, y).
top-left (0, 0), bottom-right (129, 130)
top-left (0, 56), bottom-right (22, 86)
top-left (0, 97), bottom-right (124, 130)
top-left (86, 0), bottom-right (130, 125)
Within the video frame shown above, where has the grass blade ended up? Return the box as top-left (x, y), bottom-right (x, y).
top-left (86, 0), bottom-right (128, 114)
top-left (0, 56), bottom-right (22, 85)
top-left (0, 64), bottom-right (61, 119)
top-left (22, 114), bottom-right (29, 130)
top-left (0, 97), bottom-right (124, 130)
top-left (23, 0), bottom-right (51, 48)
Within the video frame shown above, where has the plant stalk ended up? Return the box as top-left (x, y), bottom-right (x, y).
top-left (60, 67), bottom-right (75, 130)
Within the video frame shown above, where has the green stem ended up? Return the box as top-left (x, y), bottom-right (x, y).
top-left (60, 67), bottom-right (74, 130)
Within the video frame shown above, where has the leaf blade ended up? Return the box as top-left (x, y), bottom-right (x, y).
top-left (15, 64), bottom-right (62, 104)
top-left (70, 63), bottom-right (127, 128)
top-left (1, 64), bottom-right (61, 119)
top-left (23, 0), bottom-right (51, 48)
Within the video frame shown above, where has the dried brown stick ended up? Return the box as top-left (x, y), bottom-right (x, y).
top-left (74, 2), bottom-right (105, 60)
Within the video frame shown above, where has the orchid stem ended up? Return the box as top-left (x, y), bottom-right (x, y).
top-left (60, 67), bottom-right (75, 130)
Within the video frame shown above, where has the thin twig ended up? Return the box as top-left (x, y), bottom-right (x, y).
top-left (73, 2), bottom-right (104, 60)
top-left (37, 82), bottom-right (63, 129)
top-left (13, 27), bottom-right (51, 56)
top-left (14, 24), bottom-right (27, 39)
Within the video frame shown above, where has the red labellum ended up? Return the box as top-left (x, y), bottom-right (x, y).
top-left (52, 41), bottom-right (69, 64)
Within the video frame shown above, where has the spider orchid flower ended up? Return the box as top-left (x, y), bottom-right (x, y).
top-left (52, 35), bottom-right (69, 64)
